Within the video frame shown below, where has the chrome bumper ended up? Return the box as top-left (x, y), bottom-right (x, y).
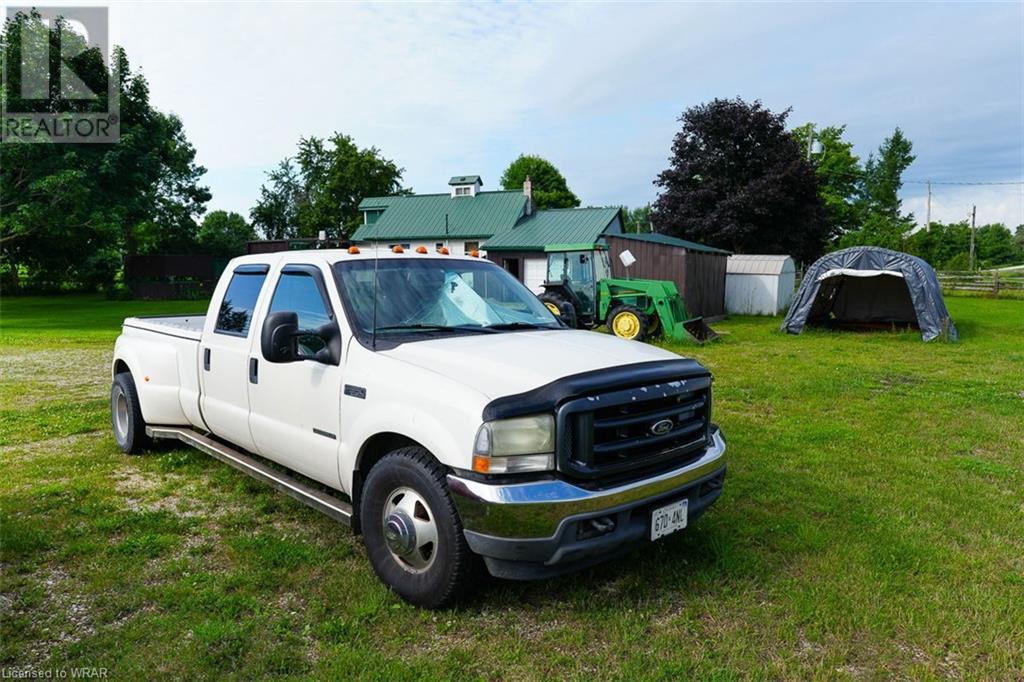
top-left (447, 428), bottom-right (726, 541)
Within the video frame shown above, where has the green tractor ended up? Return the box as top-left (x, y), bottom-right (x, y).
top-left (538, 244), bottom-right (718, 343)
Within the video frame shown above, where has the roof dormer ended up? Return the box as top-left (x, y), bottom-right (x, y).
top-left (449, 175), bottom-right (482, 198)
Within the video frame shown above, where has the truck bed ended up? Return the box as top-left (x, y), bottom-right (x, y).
top-left (123, 314), bottom-right (206, 341)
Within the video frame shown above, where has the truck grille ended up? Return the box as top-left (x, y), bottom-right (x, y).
top-left (556, 375), bottom-right (712, 483)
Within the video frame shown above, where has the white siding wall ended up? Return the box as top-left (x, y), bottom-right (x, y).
top-left (523, 257), bottom-right (548, 294)
top-left (725, 274), bottom-right (784, 315)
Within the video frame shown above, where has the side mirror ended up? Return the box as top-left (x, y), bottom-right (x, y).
top-left (261, 311), bottom-right (299, 363)
top-left (311, 320), bottom-right (342, 366)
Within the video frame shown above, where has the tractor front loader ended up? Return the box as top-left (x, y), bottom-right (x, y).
top-left (538, 246), bottom-right (718, 344)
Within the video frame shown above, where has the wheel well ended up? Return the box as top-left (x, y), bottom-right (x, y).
top-left (351, 432), bottom-right (425, 533)
top-left (113, 359), bottom-right (130, 376)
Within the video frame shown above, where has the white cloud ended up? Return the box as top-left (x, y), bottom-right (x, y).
top-left (76, 1), bottom-right (1023, 220)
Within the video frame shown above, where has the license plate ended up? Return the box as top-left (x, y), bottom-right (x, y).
top-left (650, 498), bottom-right (688, 541)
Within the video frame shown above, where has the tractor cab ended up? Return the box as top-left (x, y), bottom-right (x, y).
top-left (541, 244), bottom-right (611, 327)
top-left (539, 242), bottom-right (718, 344)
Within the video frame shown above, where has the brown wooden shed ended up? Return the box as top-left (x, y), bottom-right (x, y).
top-left (604, 233), bottom-right (730, 318)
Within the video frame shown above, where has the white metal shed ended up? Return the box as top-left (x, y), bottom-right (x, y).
top-left (725, 255), bottom-right (796, 315)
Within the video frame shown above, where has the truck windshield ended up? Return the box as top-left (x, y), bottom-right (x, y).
top-left (333, 258), bottom-right (562, 340)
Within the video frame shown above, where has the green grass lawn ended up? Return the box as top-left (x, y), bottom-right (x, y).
top-left (1, 294), bottom-right (1022, 679)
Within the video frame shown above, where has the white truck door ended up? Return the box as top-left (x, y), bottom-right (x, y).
top-left (247, 263), bottom-right (344, 490)
top-left (200, 263), bottom-right (270, 452)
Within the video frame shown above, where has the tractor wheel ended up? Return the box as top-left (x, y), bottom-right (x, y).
top-left (540, 292), bottom-right (578, 329)
top-left (608, 305), bottom-right (648, 342)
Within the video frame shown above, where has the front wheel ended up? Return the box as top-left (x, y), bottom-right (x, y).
top-left (608, 305), bottom-right (649, 342)
top-left (360, 447), bottom-right (476, 608)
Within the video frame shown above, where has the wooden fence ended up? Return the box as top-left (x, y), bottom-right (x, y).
top-left (937, 271), bottom-right (1024, 296)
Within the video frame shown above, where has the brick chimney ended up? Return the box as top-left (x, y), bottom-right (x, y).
top-left (523, 176), bottom-right (533, 216)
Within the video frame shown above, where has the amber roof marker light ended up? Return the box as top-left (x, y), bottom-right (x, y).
top-left (392, 245), bottom-right (404, 254)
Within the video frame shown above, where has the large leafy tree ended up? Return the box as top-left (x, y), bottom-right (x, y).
top-left (197, 210), bottom-right (255, 257)
top-left (500, 155), bottom-right (580, 209)
top-left (1, 11), bottom-right (210, 290)
top-left (792, 124), bottom-right (863, 240)
top-left (652, 98), bottom-right (827, 261)
top-left (250, 134), bottom-right (405, 240)
top-left (837, 128), bottom-right (917, 250)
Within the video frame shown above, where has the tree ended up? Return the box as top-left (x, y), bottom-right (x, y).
top-left (1, 11), bottom-right (210, 290)
top-left (250, 159), bottom-right (303, 240)
top-left (621, 204), bottom-right (653, 233)
top-left (250, 134), bottom-right (405, 240)
top-left (197, 211), bottom-right (255, 257)
top-left (834, 128), bottom-right (917, 251)
top-left (500, 155), bottom-right (580, 209)
top-left (792, 124), bottom-right (863, 240)
top-left (652, 98), bottom-right (827, 261)
top-left (861, 128), bottom-right (915, 218)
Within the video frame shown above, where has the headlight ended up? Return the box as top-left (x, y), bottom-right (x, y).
top-left (472, 414), bottom-right (555, 474)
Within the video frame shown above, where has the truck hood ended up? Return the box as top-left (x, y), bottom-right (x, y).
top-left (381, 330), bottom-right (684, 400)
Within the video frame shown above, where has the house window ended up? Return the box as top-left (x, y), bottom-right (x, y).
top-left (464, 241), bottom-right (480, 254)
top-left (436, 243), bottom-right (445, 251)
top-left (454, 186), bottom-right (472, 196)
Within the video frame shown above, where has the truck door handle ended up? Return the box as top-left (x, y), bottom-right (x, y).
top-left (203, 348), bottom-right (211, 371)
top-left (249, 357), bottom-right (258, 384)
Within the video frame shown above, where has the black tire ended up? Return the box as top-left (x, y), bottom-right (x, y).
top-left (539, 291), bottom-right (578, 329)
top-left (111, 372), bottom-right (151, 454)
top-left (607, 304), bottom-right (649, 342)
top-left (360, 447), bottom-right (476, 608)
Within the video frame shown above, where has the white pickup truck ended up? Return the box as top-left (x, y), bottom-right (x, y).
top-left (111, 248), bottom-right (726, 607)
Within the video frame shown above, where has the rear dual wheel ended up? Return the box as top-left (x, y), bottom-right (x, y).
top-left (111, 372), bottom-right (151, 454)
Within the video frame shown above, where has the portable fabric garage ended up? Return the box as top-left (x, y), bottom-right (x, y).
top-left (781, 246), bottom-right (958, 341)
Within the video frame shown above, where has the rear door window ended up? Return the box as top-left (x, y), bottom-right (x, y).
top-left (215, 267), bottom-right (268, 336)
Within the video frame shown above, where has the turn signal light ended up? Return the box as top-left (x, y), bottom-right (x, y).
top-left (392, 245), bottom-right (404, 253)
top-left (347, 246), bottom-right (360, 254)
top-left (438, 247), bottom-right (450, 255)
top-left (471, 455), bottom-right (491, 474)
top-left (416, 246), bottom-right (428, 254)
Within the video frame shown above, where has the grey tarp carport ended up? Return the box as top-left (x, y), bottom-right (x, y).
top-left (781, 246), bottom-right (958, 341)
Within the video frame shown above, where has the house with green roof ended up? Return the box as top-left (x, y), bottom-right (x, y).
top-left (353, 175), bottom-right (623, 292)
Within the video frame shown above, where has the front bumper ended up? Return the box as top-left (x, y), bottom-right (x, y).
top-left (446, 427), bottom-right (726, 579)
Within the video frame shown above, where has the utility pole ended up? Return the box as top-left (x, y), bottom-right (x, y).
top-left (969, 205), bottom-right (976, 271)
top-left (925, 180), bottom-right (931, 230)
top-left (806, 123), bottom-right (815, 161)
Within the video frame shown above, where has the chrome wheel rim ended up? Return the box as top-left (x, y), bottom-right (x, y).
top-left (113, 386), bottom-right (129, 442)
top-left (382, 486), bottom-right (438, 573)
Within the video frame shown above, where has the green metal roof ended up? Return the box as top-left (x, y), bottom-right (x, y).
top-left (609, 231), bottom-right (731, 254)
top-left (448, 175), bottom-right (482, 185)
top-left (483, 207), bottom-right (621, 252)
top-left (358, 196), bottom-right (399, 210)
top-left (352, 191), bottom-right (526, 241)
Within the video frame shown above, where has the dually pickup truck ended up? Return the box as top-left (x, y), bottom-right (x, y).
top-left (111, 248), bottom-right (726, 607)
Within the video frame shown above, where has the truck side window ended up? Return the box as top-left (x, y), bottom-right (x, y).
top-left (268, 269), bottom-right (333, 354)
top-left (215, 269), bottom-right (268, 336)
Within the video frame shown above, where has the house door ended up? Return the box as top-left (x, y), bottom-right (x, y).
top-left (503, 258), bottom-right (521, 281)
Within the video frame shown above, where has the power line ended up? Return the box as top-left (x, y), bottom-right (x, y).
top-left (905, 180), bottom-right (1024, 186)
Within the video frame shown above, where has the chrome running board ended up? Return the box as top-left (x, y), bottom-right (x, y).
top-left (146, 426), bottom-right (352, 526)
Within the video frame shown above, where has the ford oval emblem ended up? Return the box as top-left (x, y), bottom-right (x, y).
top-left (650, 419), bottom-right (674, 436)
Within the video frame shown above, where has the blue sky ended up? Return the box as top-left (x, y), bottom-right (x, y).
top-left (104, 1), bottom-right (1023, 228)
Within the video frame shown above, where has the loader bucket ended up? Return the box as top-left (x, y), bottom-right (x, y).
top-left (682, 316), bottom-right (719, 344)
